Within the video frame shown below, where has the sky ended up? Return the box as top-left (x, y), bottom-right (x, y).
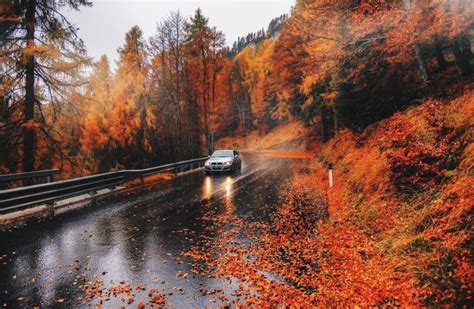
top-left (63, 0), bottom-right (294, 66)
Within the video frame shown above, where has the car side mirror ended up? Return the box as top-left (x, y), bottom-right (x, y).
top-left (235, 155), bottom-right (238, 158)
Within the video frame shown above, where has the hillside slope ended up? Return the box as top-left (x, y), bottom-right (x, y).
top-left (215, 121), bottom-right (316, 152)
top-left (312, 84), bottom-right (473, 305)
top-left (215, 83), bottom-right (473, 305)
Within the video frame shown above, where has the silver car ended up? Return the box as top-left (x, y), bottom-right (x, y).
top-left (204, 150), bottom-right (242, 174)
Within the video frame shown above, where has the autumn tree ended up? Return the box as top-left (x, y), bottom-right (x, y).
top-left (0, 0), bottom-right (91, 175)
top-left (207, 28), bottom-right (226, 149)
top-left (277, 0), bottom-right (473, 137)
top-left (184, 8), bottom-right (226, 154)
top-left (110, 26), bottom-right (154, 169)
top-left (229, 53), bottom-right (252, 134)
top-left (271, 21), bottom-right (308, 121)
top-left (80, 26), bottom-right (155, 171)
top-left (231, 40), bottom-right (277, 135)
top-left (80, 55), bottom-right (113, 172)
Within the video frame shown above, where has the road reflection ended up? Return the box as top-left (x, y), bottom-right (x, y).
top-left (223, 176), bottom-right (233, 198)
top-left (223, 176), bottom-right (235, 214)
top-left (201, 175), bottom-right (235, 201)
top-left (202, 176), bottom-right (213, 199)
top-left (0, 154), bottom-right (291, 308)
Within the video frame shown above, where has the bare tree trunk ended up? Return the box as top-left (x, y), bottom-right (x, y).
top-left (402, 0), bottom-right (429, 81)
top-left (459, 35), bottom-right (472, 60)
top-left (210, 69), bottom-right (217, 153)
top-left (434, 39), bottom-right (448, 70)
top-left (452, 38), bottom-right (472, 76)
top-left (415, 44), bottom-right (429, 81)
top-left (321, 105), bottom-right (329, 143)
top-left (23, 0), bottom-right (36, 175)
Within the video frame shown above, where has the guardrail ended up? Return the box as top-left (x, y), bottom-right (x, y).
top-left (0, 157), bottom-right (208, 214)
top-left (0, 169), bottom-right (60, 185)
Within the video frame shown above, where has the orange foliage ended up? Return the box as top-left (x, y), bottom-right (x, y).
top-left (189, 85), bottom-right (473, 306)
top-left (183, 161), bottom-right (421, 306)
top-left (259, 150), bottom-right (315, 159)
top-left (123, 172), bottom-right (173, 189)
top-left (318, 86), bottom-right (474, 305)
top-left (234, 40), bottom-right (275, 126)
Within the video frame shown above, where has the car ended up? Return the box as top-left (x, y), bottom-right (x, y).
top-left (204, 150), bottom-right (242, 174)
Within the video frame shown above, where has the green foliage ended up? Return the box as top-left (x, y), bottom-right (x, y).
top-left (185, 8), bottom-right (208, 34)
top-left (229, 14), bottom-right (287, 57)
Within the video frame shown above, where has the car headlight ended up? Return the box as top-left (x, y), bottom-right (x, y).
top-left (224, 161), bottom-right (232, 166)
top-left (204, 161), bottom-right (210, 167)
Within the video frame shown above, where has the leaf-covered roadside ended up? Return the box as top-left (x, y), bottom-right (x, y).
top-left (182, 163), bottom-right (422, 306)
top-left (179, 87), bottom-right (473, 307)
top-left (318, 87), bottom-right (474, 306)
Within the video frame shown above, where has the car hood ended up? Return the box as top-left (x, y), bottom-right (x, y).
top-left (207, 157), bottom-right (233, 163)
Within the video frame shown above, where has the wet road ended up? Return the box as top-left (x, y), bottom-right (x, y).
top-left (0, 154), bottom-right (300, 308)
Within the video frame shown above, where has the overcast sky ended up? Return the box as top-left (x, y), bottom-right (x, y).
top-left (63, 0), bottom-right (294, 66)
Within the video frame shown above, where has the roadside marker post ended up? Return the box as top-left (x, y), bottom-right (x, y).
top-left (328, 163), bottom-right (333, 188)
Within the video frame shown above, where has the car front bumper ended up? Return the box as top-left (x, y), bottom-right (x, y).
top-left (204, 165), bottom-right (233, 172)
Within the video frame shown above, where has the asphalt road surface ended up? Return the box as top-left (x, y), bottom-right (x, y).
top-left (0, 153), bottom-right (303, 308)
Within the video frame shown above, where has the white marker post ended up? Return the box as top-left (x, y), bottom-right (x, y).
top-left (328, 163), bottom-right (333, 188)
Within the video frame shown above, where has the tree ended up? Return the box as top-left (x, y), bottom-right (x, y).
top-left (1, 0), bottom-right (91, 175)
top-left (149, 11), bottom-right (190, 161)
top-left (184, 8), bottom-right (226, 154)
top-left (271, 20), bottom-right (308, 120)
top-left (80, 26), bottom-right (154, 171)
top-left (274, 0), bottom-right (473, 139)
top-left (80, 55), bottom-right (113, 172)
top-left (109, 26), bottom-right (152, 169)
top-left (208, 27), bottom-right (226, 150)
top-left (230, 50), bottom-right (253, 133)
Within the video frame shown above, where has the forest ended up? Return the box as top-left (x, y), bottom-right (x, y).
top-left (1, 0), bottom-right (473, 307)
top-left (1, 0), bottom-right (472, 178)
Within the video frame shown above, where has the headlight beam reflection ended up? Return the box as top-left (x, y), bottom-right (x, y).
top-left (202, 176), bottom-right (213, 199)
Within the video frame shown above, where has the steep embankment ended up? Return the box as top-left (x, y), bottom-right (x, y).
top-left (312, 85), bottom-right (473, 305)
top-left (215, 83), bottom-right (472, 305)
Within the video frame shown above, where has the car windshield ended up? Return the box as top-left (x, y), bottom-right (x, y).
top-left (211, 150), bottom-right (234, 158)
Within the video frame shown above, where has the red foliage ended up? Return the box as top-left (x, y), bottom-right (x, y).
top-left (383, 101), bottom-right (466, 192)
top-left (182, 160), bottom-right (422, 306)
